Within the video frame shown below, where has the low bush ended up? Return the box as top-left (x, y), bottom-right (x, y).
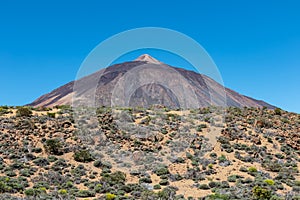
top-left (73, 150), bottom-right (94, 163)
top-left (248, 166), bottom-right (258, 173)
top-left (24, 188), bottom-right (35, 196)
top-left (16, 107), bottom-right (32, 117)
top-left (198, 184), bottom-right (210, 190)
top-left (58, 189), bottom-right (68, 195)
top-left (264, 179), bottom-right (275, 186)
top-left (154, 166), bottom-right (169, 176)
top-left (102, 171), bottom-right (126, 185)
top-left (252, 186), bottom-right (272, 200)
top-left (47, 112), bottom-right (56, 118)
top-left (44, 139), bottom-right (63, 155)
top-left (159, 179), bottom-right (169, 186)
top-left (76, 190), bottom-right (95, 197)
top-left (208, 193), bottom-right (230, 200)
top-left (106, 193), bottom-right (116, 200)
top-left (153, 184), bottom-right (161, 190)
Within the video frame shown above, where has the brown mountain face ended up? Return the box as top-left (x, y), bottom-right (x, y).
top-left (28, 54), bottom-right (275, 109)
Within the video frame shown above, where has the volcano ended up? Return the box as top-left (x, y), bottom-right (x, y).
top-left (29, 54), bottom-right (275, 109)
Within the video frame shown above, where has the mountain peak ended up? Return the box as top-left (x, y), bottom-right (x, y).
top-left (134, 54), bottom-right (162, 64)
top-left (28, 56), bottom-right (275, 109)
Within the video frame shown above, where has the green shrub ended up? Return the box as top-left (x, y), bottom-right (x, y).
top-left (102, 171), bottom-right (126, 185)
top-left (139, 177), bottom-right (152, 184)
top-left (270, 195), bottom-right (284, 200)
top-left (262, 161), bottom-right (282, 172)
top-left (218, 154), bottom-right (227, 162)
top-left (58, 189), bottom-right (68, 195)
top-left (154, 166), bottom-right (169, 176)
top-left (199, 124), bottom-right (208, 129)
top-left (33, 157), bottom-right (49, 167)
top-left (159, 179), bottom-right (169, 186)
top-left (44, 139), bottom-right (63, 155)
top-left (73, 150), bottom-right (94, 163)
top-left (239, 166), bottom-right (248, 172)
top-left (196, 124), bottom-right (207, 132)
top-left (20, 169), bottom-right (31, 177)
top-left (38, 187), bottom-right (47, 193)
top-left (5, 170), bottom-right (17, 177)
top-left (198, 184), bottom-right (210, 190)
top-left (65, 181), bottom-right (73, 188)
top-left (208, 193), bottom-right (230, 200)
top-left (47, 112), bottom-right (56, 118)
top-left (0, 176), bottom-right (28, 193)
top-left (248, 166), bottom-right (258, 173)
top-left (264, 179), bottom-right (275, 186)
top-left (210, 152), bottom-right (217, 158)
top-left (0, 107), bottom-right (10, 116)
top-left (55, 105), bottom-right (72, 110)
top-left (47, 155), bottom-right (58, 162)
top-left (71, 164), bottom-right (86, 177)
top-left (274, 108), bottom-right (282, 115)
top-left (242, 177), bottom-right (253, 184)
top-left (16, 107), bottom-right (32, 117)
top-left (106, 193), bottom-right (116, 200)
top-left (275, 153), bottom-right (284, 159)
top-left (208, 181), bottom-right (220, 188)
top-left (24, 188), bottom-right (35, 196)
top-left (252, 186), bottom-right (271, 200)
top-left (175, 157), bottom-right (185, 163)
top-left (33, 181), bottom-right (50, 190)
top-left (32, 147), bottom-right (43, 153)
top-left (94, 184), bottom-right (102, 193)
top-left (153, 184), bottom-right (161, 190)
top-left (227, 175), bottom-right (238, 182)
top-left (157, 187), bottom-right (177, 198)
top-left (76, 190), bottom-right (95, 197)
top-left (161, 128), bottom-right (168, 135)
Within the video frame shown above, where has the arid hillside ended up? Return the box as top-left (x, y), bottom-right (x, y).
top-left (0, 105), bottom-right (299, 200)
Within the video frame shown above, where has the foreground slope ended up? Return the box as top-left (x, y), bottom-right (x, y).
top-left (0, 106), bottom-right (298, 199)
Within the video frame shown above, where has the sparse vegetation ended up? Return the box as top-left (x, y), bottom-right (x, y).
top-left (0, 106), bottom-right (298, 199)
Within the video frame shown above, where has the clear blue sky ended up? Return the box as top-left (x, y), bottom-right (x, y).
top-left (0, 0), bottom-right (299, 113)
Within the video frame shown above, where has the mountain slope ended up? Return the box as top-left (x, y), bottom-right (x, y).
top-left (28, 54), bottom-right (275, 109)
